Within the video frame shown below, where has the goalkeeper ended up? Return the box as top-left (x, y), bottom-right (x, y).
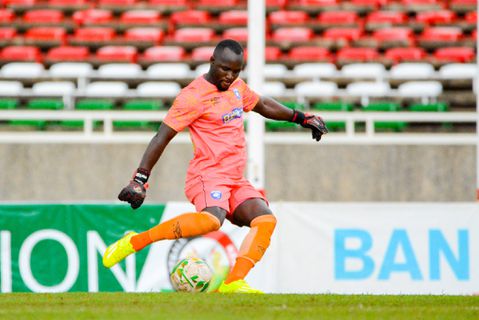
top-left (103, 39), bottom-right (328, 293)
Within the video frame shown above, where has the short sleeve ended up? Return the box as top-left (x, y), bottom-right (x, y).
top-left (241, 81), bottom-right (260, 112)
top-left (163, 91), bottom-right (203, 132)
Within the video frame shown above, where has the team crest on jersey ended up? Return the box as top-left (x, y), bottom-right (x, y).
top-left (210, 190), bottom-right (222, 200)
top-left (233, 89), bottom-right (241, 100)
top-left (222, 107), bottom-right (243, 123)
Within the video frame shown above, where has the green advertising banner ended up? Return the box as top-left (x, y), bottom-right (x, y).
top-left (0, 204), bottom-right (166, 292)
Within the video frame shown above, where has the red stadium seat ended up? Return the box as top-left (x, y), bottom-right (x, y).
top-left (294, 0), bottom-right (338, 5)
top-left (96, 45), bottom-right (138, 62)
top-left (318, 11), bottom-right (359, 25)
top-left (336, 47), bottom-right (379, 62)
top-left (47, 0), bottom-right (88, 7)
top-left (434, 47), bottom-right (474, 63)
top-left (25, 27), bottom-right (67, 43)
top-left (23, 10), bottom-right (64, 24)
top-left (366, 11), bottom-right (407, 25)
top-left (266, 0), bottom-right (286, 8)
top-left (120, 10), bottom-right (161, 24)
top-left (269, 10), bottom-right (309, 25)
top-left (450, 0), bottom-right (477, 12)
top-left (400, 0), bottom-right (444, 10)
top-left (223, 28), bottom-right (248, 42)
top-left (415, 10), bottom-right (457, 25)
top-left (323, 27), bottom-right (363, 41)
top-left (265, 46), bottom-right (282, 61)
top-left (1, 46), bottom-right (42, 62)
top-left (170, 10), bottom-right (211, 25)
top-left (373, 27), bottom-right (414, 44)
top-left (124, 28), bottom-right (164, 43)
top-left (0, 9), bottom-right (15, 23)
top-left (272, 27), bottom-right (314, 42)
top-left (191, 46), bottom-right (215, 61)
top-left (420, 27), bottom-right (463, 42)
top-left (46, 46), bottom-right (90, 61)
top-left (385, 47), bottom-right (427, 63)
top-left (148, 0), bottom-right (186, 4)
top-left (464, 11), bottom-right (477, 24)
top-left (140, 45), bottom-right (186, 61)
top-left (288, 46), bottom-right (331, 61)
top-left (219, 10), bottom-right (248, 25)
top-left (72, 27), bottom-right (116, 42)
top-left (4, 0), bottom-right (36, 5)
top-left (0, 28), bottom-right (17, 40)
top-left (73, 9), bottom-right (113, 25)
top-left (174, 28), bottom-right (215, 42)
top-left (198, 0), bottom-right (238, 5)
top-left (98, 0), bottom-right (137, 6)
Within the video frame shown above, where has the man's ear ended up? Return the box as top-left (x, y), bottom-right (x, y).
top-left (210, 55), bottom-right (215, 64)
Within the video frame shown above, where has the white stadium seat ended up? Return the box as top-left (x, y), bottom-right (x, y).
top-left (195, 63), bottom-right (210, 77)
top-left (439, 63), bottom-right (476, 79)
top-left (294, 81), bottom-right (338, 97)
top-left (398, 81), bottom-right (442, 103)
top-left (262, 82), bottom-right (286, 97)
top-left (137, 81), bottom-right (181, 97)
top-left (85, 81), bottom-right (128, 97)
top-left (1, 62), bottom-right (45, 78)
top-left (146, 63), bottom-right (191, 79)
top-left (97, 63), bottom-right (143, 78)
top-left (390, 63), bottom-right (435, 79)
top-left (292, 63), bottom-right (337, 78)
top-left (49, 62), bottom-right (93, 78)
top-left (341, 63), bottom-right (387, 79)
top-left (0, 81), bottom-right (23, 95)
top-left (346, 81), bottom-right (391, 105)
top-left (32, 81), bottom-right (76, 96)
top-left (263, 64), bottom-right (288, 78)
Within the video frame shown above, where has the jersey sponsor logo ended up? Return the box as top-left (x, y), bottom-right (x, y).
top-left (222, 107), bottom-right (243, 124)
top-left (210, 190), bottom-right (222, 200)
top-left (233, 89), bottom-right (241, 100)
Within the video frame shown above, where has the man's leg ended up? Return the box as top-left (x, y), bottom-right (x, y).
top-left (218, 198), bottom-right (277, 293)
top-left (103, 207), bottom-right (226, 268)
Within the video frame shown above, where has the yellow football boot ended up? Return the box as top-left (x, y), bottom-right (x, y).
top-left (102, 231), bottom-right (137, 268)
top-left (217, 280), bottom-right (264, 294)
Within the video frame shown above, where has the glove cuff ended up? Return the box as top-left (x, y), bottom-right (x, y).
top-left (291, 110), bottom-right (305, 125)
top-left (133, 168), bottom-right (150, 185)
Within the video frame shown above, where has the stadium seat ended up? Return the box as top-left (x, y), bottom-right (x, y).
top-left (438, 63), bottom-right (476, 79)
top-left (294, 81), bottom-right (338, 97)
top-left (98, 0), bottom-right (138, 8)
top-left (398, 80), bottom-right (442, 104)
top-left (415, 10), bottom-right (457, 25)
top-left (23, 9), bottom-right (65, 24)
top-left (223, 28), bottom-right (248, 42)
top-left (173, 28), bottom-right (215, 42)
top-left (361, 101), bottom-right (406, 132)
top-left (262, 81), bottom-right (286, 97)
top-left (262, 64), bottom-right (288, 78)
top-left (292, 62), bottom-right (337, 78)
top-left (0, 9), bottom-right (15, 24)
top-left (0, 46), bottom-right (42, 62)
top-left (191, 46), bottom-right (215, 61)
top-left (95, 46), bottom-right (138, 62)
top-left (194, 63), bottom-right (210, 76)
top-left (218, 10), bottom-right (247, 25)
top-left (85, 81), bottom-right (128, 97)
top-left (450, 0), bottom-right (477, 13)
top-left (365, 11), bottom-right (407, 31)
top-left (170, 10), bottom-right (211, 25)
top-left (146, 62), bottom-right (191, 78)
top-left (24, 27), bottom-right (67, 46)
top-left (346, 81), bottom-right (391, 105)
top-left (264, 46), bottom-right (282, 61)
top-left (399, 0), bottom-right (444, 11)
top-left (0, 28), bottom-right (17, 41)
top-left (384, 47), bottom-right (427, 63)
top-left (268, 10), bottom-right (309, 26)
top-left (419, 27), bottom-right (463, 48)
top-left (372, 27), bottom-right (414, 47)
top-left (434, 47), bottom-right (474, 63)
top-left (32, 81), bottom-right (76, 96)
top-left (139, 46), bottom-right (186, 62)
top-left (317, 11), bottom-right (359, 26)
top-left (323, 27), bottom-right (363, 42)
top-left (0, 80), bottom-right (23, 96)
top-left (49, 62), bottom-right (93, 77)
top-left (288, 0), bottom-right (340, 12)
top-left (272, 27), bottom-right (314, 42)
top-left (1, 62), bottom-right (44, 77)
top-left (73, 9), bottom-right (113, 25)
top-left (98, 63), bottom-right (143, 78)
top-left (409, 102), bottom-right (448, 112)
top-left (124, 28), bottom-right (164, 43)
top-left (71, 27), bottom-right (116, 42)
top-left (287, 46), bottom-right (331, 61)
top-left (136, 81), bottom-right (181, 97)
top-left (120, 10), bottom-right (161, 25)
top-left (340, 63), bottom-right (386, 79)
top-left (390, 62), bottom-right (435, 79)
top-left (47, 0), bottom-right (89, 10)
top-left (336, 47), bottom-right (379, 63)
top-left (45, 46), bottom-right (90, 62)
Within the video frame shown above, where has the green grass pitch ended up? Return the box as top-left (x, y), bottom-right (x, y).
top-left (0, 293), bottom-right (478, 319)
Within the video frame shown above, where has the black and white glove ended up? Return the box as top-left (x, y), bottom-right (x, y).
top-left (291, 110), bottom-right (329, 141)
top-left (118, 168), bottom-right (150, 209)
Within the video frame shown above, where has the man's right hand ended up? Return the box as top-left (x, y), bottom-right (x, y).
top-left (118, 168), bottom-right (150, 209)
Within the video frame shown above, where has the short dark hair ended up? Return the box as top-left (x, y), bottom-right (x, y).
top-left (213, 39), bottom-right (244, 57)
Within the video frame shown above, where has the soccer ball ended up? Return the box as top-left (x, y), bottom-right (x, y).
top-left (170, 257), bottom-right (213, 293)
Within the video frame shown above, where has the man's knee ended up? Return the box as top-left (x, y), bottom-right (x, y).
top-left (203, 206), bottom-right (228, 225)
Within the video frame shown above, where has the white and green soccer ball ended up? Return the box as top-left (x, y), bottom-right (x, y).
top-left (170, 257), bottom-right (213, 293)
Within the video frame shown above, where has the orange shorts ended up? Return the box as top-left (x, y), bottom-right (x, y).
top-left (184, 176), bottom-right (268, 218)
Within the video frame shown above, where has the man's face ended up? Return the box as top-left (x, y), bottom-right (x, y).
top-left (209, 49), bottom-right (244, 91)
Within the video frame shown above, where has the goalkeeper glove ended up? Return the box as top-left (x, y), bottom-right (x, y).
top-left (118, 168), bottom-right (150, 209)
top-left (291, 110), bottom-right (329, 141)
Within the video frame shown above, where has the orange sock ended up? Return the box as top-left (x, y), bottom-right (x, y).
top-left (130, 211), bottom-right (221, 251)
top-left (225, 214), bottom-right (277, 284)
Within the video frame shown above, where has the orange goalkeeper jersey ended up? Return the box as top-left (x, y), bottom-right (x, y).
top-left (163, 75), bottom-right (260, 183)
